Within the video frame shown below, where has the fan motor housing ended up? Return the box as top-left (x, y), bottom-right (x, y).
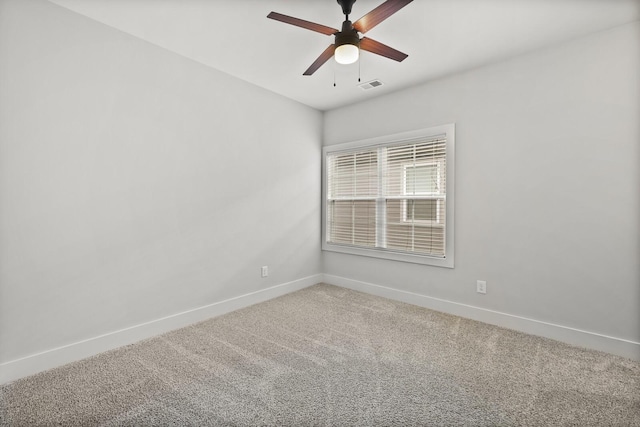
top-left (336, 21), bottom-right (360, 48)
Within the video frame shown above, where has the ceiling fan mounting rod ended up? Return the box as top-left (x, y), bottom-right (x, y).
top-left (337, 0), bottom-right (357, 19)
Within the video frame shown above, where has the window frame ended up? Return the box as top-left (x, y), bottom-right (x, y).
top-left (322, 124), bottom-right (455, 268)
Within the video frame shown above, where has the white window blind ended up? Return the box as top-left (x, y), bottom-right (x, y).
top-left (323, 125), bottom-right (454, 267)
top-left (326, 149), bottom-right (378, 248)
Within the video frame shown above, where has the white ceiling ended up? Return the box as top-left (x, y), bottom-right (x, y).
top-left (48, 0), bottom-right (639, 111)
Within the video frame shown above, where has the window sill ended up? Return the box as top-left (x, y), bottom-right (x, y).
top-left (322, 242), bottom-right (454, 268)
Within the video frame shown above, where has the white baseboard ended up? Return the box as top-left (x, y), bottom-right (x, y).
top-left (323, 274), bottom-right (640, 362)
top-left (0, 274), bottom-right (322, 385)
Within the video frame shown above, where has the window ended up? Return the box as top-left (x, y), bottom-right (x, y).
top-left (401, 161), bottom-right (444, 225)
top-left (322, 125), bottom-right (454, 267)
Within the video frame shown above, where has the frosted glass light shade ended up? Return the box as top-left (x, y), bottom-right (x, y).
top-left (335, 44), bottom-right (359, 65)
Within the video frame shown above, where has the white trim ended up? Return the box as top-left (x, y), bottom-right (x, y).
top-left (323, 274), bottom-right (640, 361)
top-left (322, 124), bottom-right (455, 268)
top-left (0, 274), bottom-right (322, 385)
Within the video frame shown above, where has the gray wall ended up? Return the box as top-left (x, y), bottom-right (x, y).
top-left (323, 22), bottom-right (640, 344)
top-left (0, 0), bottom-right (322, 364)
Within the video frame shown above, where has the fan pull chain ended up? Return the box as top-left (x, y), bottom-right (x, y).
top-left (358, 51), bottom-right (361, 82)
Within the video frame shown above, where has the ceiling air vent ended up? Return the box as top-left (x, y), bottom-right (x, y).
top-left (358, 79), bottom-right (384, 90)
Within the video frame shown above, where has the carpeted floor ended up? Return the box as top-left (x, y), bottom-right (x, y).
top-left (1, 283), bottom-right (639, 426)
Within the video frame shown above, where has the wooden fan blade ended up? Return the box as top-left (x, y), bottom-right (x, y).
top-left (360, 37), bottom-right (408, 62)
top-left (303, 45), bottom-right (336, 75)
top-left (267, 12), bottom-right (338, 35)
top-left (353, 0), bottom-right (413, 34)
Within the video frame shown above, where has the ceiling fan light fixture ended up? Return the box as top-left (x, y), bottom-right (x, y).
top-left (334, 22), bottom-right (360, 65)
top-left (335, 43), bottom-right (359, 64)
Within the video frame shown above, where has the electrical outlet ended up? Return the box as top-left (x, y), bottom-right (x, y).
top-left (477, 280), bottom-right (487, 294)
top-left (261, 266), bottom-right (268, 278)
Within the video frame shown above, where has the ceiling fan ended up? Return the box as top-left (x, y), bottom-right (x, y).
top-left (267, 0), bottom-right (413, 76)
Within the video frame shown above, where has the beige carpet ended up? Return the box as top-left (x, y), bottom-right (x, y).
top-left (1, 283), bottom-right (639, 426)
